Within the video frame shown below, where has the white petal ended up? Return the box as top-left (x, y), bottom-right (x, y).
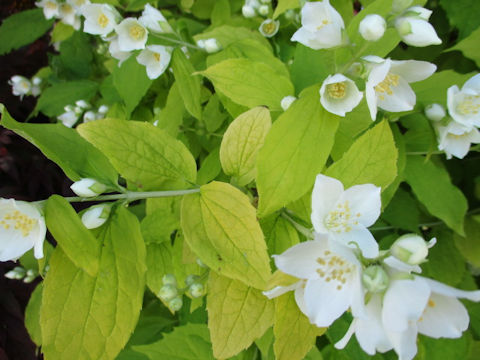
top-left (420, 277), bottom-right (480, 301)
top-left (366, 83), bottom-right (378, 120)
top-left (334, 320), bottom-right (356, 350)
top-left (341, 183), bottom-right (381, 227)
top-left (463, 73), bottom-right (480, 93)
top-left (388, 324), bottom-right (419, 360)
top-left (294, 282), bottom-right (308, 314)
top-left (400, 19), bottom-right (442, 47)
top-left (332, 226), bottom-right (379, 259)
top-left (311, 174), bottom-right (343, 234)
top-left (390, 60), bottom-right (437, 83)
top-left (384, 256), bottom-right (422, 273)
top-left (263, 281), bottom-right (301, 299)
top-left (377, 75), bottom-right (416, 112)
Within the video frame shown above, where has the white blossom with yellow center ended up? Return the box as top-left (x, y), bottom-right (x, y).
top-left (138, 3), bottom-right (172, 33)
top-left (268, 233), bottom-right (366, 327)
top-left (0, 199), bottom-right (46, 261)
top-left (35, 0), bottom-right (60, 20)
top-left (447, 73), bottom-right (480, 129)
top-left (81, 3), bottom-right (119, 36)
top-left (435, 120), bottom-right (480, 159)
top-left (320, 74), bottom-right (363, 116)
top-left (291, 0), bottom-right (345, 50)
top-left (59, 3), bottom-right (81, 30)
top-left (115, 18), bottom-right (148, 52)
top-left (364, 55), bottom-right (436, 120)
top-left (311, 174), bottom-right (381, 258)
top-left (9, 76), bottom-right (32, 99)
top-left (136, 45), bottom-right (172, 80)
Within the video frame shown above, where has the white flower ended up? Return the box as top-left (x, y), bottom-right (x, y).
top-left (9, 76), bottom-right (32, 99)
top-left (242, 5), bottom-right (256, 18)
top-left (291, 0), bottom-right (345, 50)
top-left (258, 4), bottom-right (269, 16)
top-left (59, 3), bottom-right (81, 30)
top-left (136, 45), bottom-right (172, 80)
top-left (425, 103), bottom-right (446, 122)
top-left (108, 37), bottom-right (131, 65)
top-left (436, 121), bottom-right (480, 159)
top-left (116, 18), bottom-right (148, 51)
top-left (395, 6), bottom-right (441, 47)
top-left (83, 110), bottom-right (97, 122)
top-left (81, 204), bottom-right (111, 229)
top-left (311, 174), bottom-right (381, 258)
top-left (0, 199), bottom-right (46, 261)
top-left (364, 56), bottom-right (436, 120)
top-left (31, 77), bottom-right (42, 97)
top-left (203, 38), bottom-right (221, 53)
top-left (67, 0), bottom-right (90, 10)
top-left (57, 106), bottom-right (79, 127)
top-left (139, 3), bottom-right (172, 33)
top-left (447, 73), bottom-right (480, 128)
top-left (268, 234), bottom-right (366, 327)
top-left (259, 19), bottom-right (279, 38)
top-left (81, 3), bottom-right (119, 36)
top-left (280, 95), bottom-right (296, 111)
top-left (390, 234), bottom-right (436, 265)
top-left (35, 0), bottom-right (60, 20)
top-left (359, 14), bottom-right (386, 41)
top-left (319, 74), bottom-right (363, 116)
top-left (70, 178), bottom-right (107, 197)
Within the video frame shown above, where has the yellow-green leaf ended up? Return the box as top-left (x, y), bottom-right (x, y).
top-left (207, 272), bottom-right (274, 359)
top-left (273, 0), bottom-right (300, 19)
top-left (181, 181), bottom-right (271, 289)
top-left (220, 107), bottom-right (271, 186)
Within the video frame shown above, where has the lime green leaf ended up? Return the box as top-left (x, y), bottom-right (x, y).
top-left (419, 329), bottom-right (472, 359)
top-left (41, 207), bottom-right (146, 360)
top-left (454, 216), bottom-right (480, 268)
top-left (45, 195), bottom-right (101, 277)
top-left (440, 0), bottom-right (480, 39)
top-left (449, 27), bottom-right (480, 67)
top-left (261, 215), bottom-right (300, 257)
top-left (77, 118), bottom-right (197, 191)
top-left (220, 107), bottom-right (271, 186)
top-left (181, 181), bottom-right (271, 289)
top-left (25, 283), bottom-right (43, 346)
top-left (171, 48), bottom-right (202, 120)
top-left (0, 9), bottom-right (54, 55)
top-left (197, 147), bottom-right (222, 185)
top-left (199, 58), bottom-right (294, 111)
top-left (34, 80), bottom-right (98, 117)
top-left (207, 272), bottom-right (274, 358)
top-left (146, 242), bottom-right (174, 296)
top-left (51, 22), bottom-right (75, 43)
top-left (155, 82), bottom-right (185, 138)
top-left (133, 323), bottom-right (214, 360)
top-left (211, 0), bottom-right (231, 26)
top-left (257, 86), bottom-right (339, 217)
top-left (0, 105), bottom-right (118, 186)
top-left (405, 156), bottom-right (467, 235)
top-left (202, 94), bottom-right (227, 132)
top-left (325, 120), bottom-right (398, 190)
top-left (113, 56), bottom-right (153, 116)
top-left (274, 292), bottom-right (324, 360)
top-left (193, 25), bottom-right (270, 49)
top-left (273, 0), bottom-right (300, 19)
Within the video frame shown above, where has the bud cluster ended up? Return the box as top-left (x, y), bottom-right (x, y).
top-left (157, 273), bottom-right (207, 313)
top-left (4, 266), bottom-right (38, 283)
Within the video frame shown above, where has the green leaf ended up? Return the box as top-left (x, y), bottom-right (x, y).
top-left (113, 56), bottom-right (153, 116)
top-left (325, 120), bottom-right (398, 190)
top-left (274, 292), bottom-right (324, 360)
top-left (45, 195), bottom-right (101, 277)
top-left (199, 58), bottom-right (294, 111)
top-left (77, 118), bottom-right (197, 191)
top-left (454, 216), bottom-right (480, 268)
top-left (59, 31), bottom-right (93, 78)
top-left (193, 25), bottom-right (270, 49)
top-left (220, 107), bottom-right (271, 186)
top-left (40, 206), bottom-right (146, 360)
top-left (25, 283), bottom-right (43, 346)
top-left (197, 147), bottom-right (222, 185)
top-left (404, 156), bottom-right (467, 235)
top-left (449, 27), bottom-right (480, 68)
top-left (211, 0), bottom-right (231, 26)
top-left (146, 242), bottom-right (174, 296)
top-left (171, 48), bottom-right (202, 120)
top-left (51, 22), bottom-right (75, 43)
top-left (382, 188), bottom-right (420, 233)
top-left (257, 86), bottom-right (339, 217)
top-left (0, 9), bottom-right (54, 55)
top-left (155, 82), bottom-right (185, 137)
top-left (133, 323), bottom-right (214, 360)
top-left (207, 272), bottom-right (274, 358)
top-left (181, 181), bottom-right (271, 289)
top-left (261, 215), bottom-right (300, 258)
top-left (440, 0), bottom-right (480, 39)
top-left (141, 206), bottom-right (179, 245)
top-left (202, 94), bottom-right (227, 132)
top-left (0, 104), bottom-right (118, 186)
top-left (34, 80), bottom-right (99, 117)
top-left (273, 0), bottom-right (300, 19)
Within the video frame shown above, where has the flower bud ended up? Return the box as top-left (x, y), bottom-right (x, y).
top-left (168, 296), bottom-right (183, 311)
top-left (204, 38), bottom-right (221, 53)
top-left (81, 204), bottom-right (111, 229)
top-left (75, 100), bottom-right (90, 109)
top-left (32, 77), bottom-right (42, 86)
top-left (196, 39), bottom-right (206, 49)
top-left (70, 178), bottom-right (107, 197)
top-left (4, 266), bottom-right (26, 280)
top-left (83, 111), bottom-right (97, 123)
top-left (392, 0), bottom-right (413, 13)
top-left (391, 234), bottom-right (436, 265)
top-left (189, 283), bottom-right (204, 298)
top-left (395, 7), bottom-right (441, 47)
top-left (359, 14), bottom-right (386, 41)
top-left (196, 258), bottom-right (207, 268)
top-left (242, 5), bottom-right (256, 18)
top-left (98, 105), bottom-right (109, 114)
top-left (23, 269), bottom-right (37, 283)
top-left (424, 103), bottom-right (446, 122)
top-left (162, 274), bottom-right (177, 286)
top-left (362, 265), bottom-right (389, 293)
top-left (158, 284), bottom-right (178, 302)
top-left (259, 19), bottom-right (279, 38)
top-left (258, 5), bottom-right (269, 16)
top-left (281, 95), bottom-right (296, 111)
top-left (185, 274), bottom-right (199, 286)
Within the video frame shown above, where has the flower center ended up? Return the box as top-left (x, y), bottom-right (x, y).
top-left (46, 1), bottom-right (57, 9)
top-left (327, 82), bottom-right (347, 99)
top-left (98, 13), bottom-right (109, 28)
top-left (262, 22), bottom-right (277, 36)
top-left (316, 19), bottom-right (331, 30)
top-left (129, 24), bottom-right (146, 40)
top-left (153, 52), bottom-right (161, 62)
top-left (457, 95), bottom-right (480, 115)
top-left (324, 201), bottom-right (361, 233)
top-left (375, 73), bottom-right (400, 100)
top-left (1, 210), bottom-right (36, 237)
top-left (316, 250), bottom-right (355, 290)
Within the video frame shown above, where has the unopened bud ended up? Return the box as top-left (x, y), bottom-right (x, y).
top-left (196, 39), bottom-right (206, 49)
top-left (259, 19), bottom-right (280, 38)
top-left (159, 284), bottom-right (178, 302)
top-left (204, 38), bottom-right (221, 53)
top-left (81, 204), bottom-right (111, 229)
top-left (5, 266), bottom-right (26, 280)
top-left (168, 296), bottom-right (183, 311)
top-left (280, 95), bottom-right (296, 111)
top-left (242, 5), bottom-right (256, 18)
top-left (23, 269), bottom-right (37, 283)
top-left (98, 105), bottom-right (109, 114)
top-left (83, 111), bottom-right (97, 123)
top-left (185, 274), bottom-right (199, 286)
top-left (359, 14), bottom-right (386, 41)
top-left (258, 5), bottom-right (269, 16)
top-left (362, 265), bottom-right (389, 293)
top-left (425, 103), bottom-right (445, 122)
top-left (189, 283), bottom-right (204, 298)
top-left (391, 234), bottom-right (436, 265)
top-left (70, 178), bottom-right (107, 197)
top-left (162, 274), bottom-right (177, 286)
top-left (32, 77), bottom-right (42, 86)
top-left (75, 100), bottom-right (90, 109)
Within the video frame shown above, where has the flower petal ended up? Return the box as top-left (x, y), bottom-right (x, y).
top-left (390, 60), bottom-right (437, 83)
top-left (311, 174), bottom-right (343, 233)
top-left (332, 226), bottom-right (379, 259)
top-left (377, 75), bottom-right (416, 112)
top-left (388, 324), bottom-right (419, 360)
top-left (341, 183), bottom-right (381, 227)
top-left (420, 277), bottom-right (480, 301)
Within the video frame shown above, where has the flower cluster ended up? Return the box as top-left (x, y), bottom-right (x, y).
top-left (265, 174), bottom-right (480, 360)
top-left (425, 74), bottom-right (480, 159)
top-left (242, 0), bottom-right (272, 19)
top-left (9, 75), bottom-right (42, 99)
top-left (158, 273), bottom-right (206, 312)
top-left (36, 0), bottom-right (84, 30)
top-left (57, 100), bottom-right (108, 127)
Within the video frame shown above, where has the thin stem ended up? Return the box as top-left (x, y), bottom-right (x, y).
top-left (150, 33), bottom-right (202, 50)
top-left (63, 188), bottom-right (200, 203)
top-left (281, 212), bottom-right (314, 239)
top-left (406, 151), bottom-right (443, 155)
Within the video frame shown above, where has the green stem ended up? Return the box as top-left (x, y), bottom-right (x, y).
top-left (406, 151), bottom-right (443, 155)
top-left (339, 41), bottom-right (369, 74)
top-left (63, 188), bottom-right (200, 203)
top-left (281, 212), bottom-right (314, 239)
top-left (150, 33), bottom-right (202, 50)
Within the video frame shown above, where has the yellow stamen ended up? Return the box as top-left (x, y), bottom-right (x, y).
top-left (327, 82), bottom-right (347, 99)
top-left (98, 13), bottom-right (109, 28)
top-left (375, 73), bottom-right (400, 98)
top-left (129, 24), bottom-right (146, 40)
